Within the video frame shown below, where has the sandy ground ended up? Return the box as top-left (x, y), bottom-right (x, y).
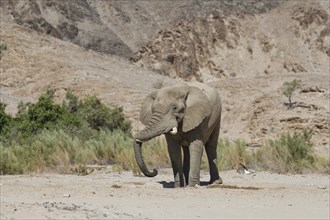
top-left (1, 168), bottom-right (329, 220)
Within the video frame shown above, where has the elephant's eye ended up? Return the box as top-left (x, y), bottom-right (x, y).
top-left (171, 105), bottom-right (177, 112)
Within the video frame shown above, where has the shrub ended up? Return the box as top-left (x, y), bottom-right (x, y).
top-left (256, 130), bottom-right (315, 173)
top-left (1, 90), bottom-right (132, 142)
top-left (77, 95), bottom-right (131, 134)
top-left (0, 88), bottom-right (328, 175)
top-left (62, 90), bottom-right (78, 113)
top-left (0, 89), bottom-right (134, 174)
top-left (6, 90), bottom-right (80, 140)
top-left (0, 102), bottom-right (12, 135)
top-left (0, 43), bottom-right (7, 60)
top-left (282, 79), bottom-right (302, 109)
top-left (217, 139), bottom-right (252, 170)
top-left (215, 130), bottom-right (327, 174)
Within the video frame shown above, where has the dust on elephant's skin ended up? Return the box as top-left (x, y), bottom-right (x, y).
top-left (134, 82), bottom-right (223, 187)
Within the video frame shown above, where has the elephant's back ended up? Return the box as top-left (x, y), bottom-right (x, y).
top-left (188, 82), bottom-right (221, 107)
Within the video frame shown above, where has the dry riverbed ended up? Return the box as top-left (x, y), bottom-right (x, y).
top-left (1, 168), bottom-right (329, 219)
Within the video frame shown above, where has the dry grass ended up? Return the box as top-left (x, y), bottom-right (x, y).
top-left (0, 129), bottom-right (170, 175)
top-left (1, 130), bottom-right (328, 175)
top-left (217, 131), bottom-right (329, 174)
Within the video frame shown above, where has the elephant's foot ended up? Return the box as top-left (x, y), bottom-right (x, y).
top-left (186, 184), bottom-right (200, 188)
top-left (173, 174), bottom-right (187, 188)
top-left (174, 181), bottom-right (186, 188)
top-left (209, 177), bottom-right (223, 185)
top-left (188, 180), bottom-right (200, 187)
top-left (186, 184), bottom-right (204, 188)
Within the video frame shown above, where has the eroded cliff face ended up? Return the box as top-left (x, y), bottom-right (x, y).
top-left (131, 1), bottom-right (329, 81)
top-left (131, 11), bottom-right (245, 81)
top-left (1, 0), bottom-right (132, 57)
top-left (0, 0), bottom-right (281, 58)
top-left (1, 1), bottom-right (328, 80)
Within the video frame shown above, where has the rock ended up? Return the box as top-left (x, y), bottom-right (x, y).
top-left (280, 117), bottom-right (306, 123)
top-left (112, 184), bottom-right (122, 189)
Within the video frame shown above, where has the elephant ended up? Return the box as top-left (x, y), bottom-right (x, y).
top-left (133, 82), bottom-right (223, 187)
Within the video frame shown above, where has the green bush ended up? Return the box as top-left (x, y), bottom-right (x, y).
top-left (0, 89), bottom-right (134, 174)
top-left (1, 90), bottom-right (80, 141)
top-left (77, 95), bottom-right (131, 134)
top-left (1, 90), bottom-right (131, 142)
top-left (0, 102), bottom-right (12, 135)
top-left (62, 90), bottom-right (79, 113)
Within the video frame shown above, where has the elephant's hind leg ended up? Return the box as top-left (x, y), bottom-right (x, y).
top-left (205, 122), bottom-right (222, 184)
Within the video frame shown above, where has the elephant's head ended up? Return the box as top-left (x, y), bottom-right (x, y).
top-left (134, 84), bottom-right (212, 177)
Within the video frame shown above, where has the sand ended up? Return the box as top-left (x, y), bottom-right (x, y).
top-left (1, 168), bottom-right (329, 219)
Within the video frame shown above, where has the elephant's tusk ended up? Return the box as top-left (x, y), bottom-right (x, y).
top-left (135, 138), bottom-right (143, 143)
top-left (170, 127), bottom-right (178, 135)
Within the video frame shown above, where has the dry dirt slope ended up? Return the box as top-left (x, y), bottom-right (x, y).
top-left (0, 1), bottom-right (329, 155)
top-left (0, 21), bottom-right (178, 128)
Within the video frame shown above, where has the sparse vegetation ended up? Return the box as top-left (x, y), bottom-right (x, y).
top-left (282, 79), bottom-right (302, 109)
top-left (217, 139), bottom-right (252, 170)
top-left (0, 90), bottom-right (133, 174)
top-left (0, 90), bottom-right (328, 175)
top-left (217, 130), bottom-right (329, 174)
top-left (0, 43), bottom-right (7, 60)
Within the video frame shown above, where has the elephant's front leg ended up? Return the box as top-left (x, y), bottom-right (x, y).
top-left (188, 140), bottom-right (204, 187)
top-left (165, 135), bottom-right (186, 187)
top-left (182, 145), bottom-right (190, 185)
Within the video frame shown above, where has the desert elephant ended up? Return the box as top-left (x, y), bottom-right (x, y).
top-left (133, 82), bottom-right (223, 187)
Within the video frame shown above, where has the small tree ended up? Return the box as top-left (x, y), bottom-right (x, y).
top-left (282, 79), bottom-right (302, 109)
top-left (0, 43), bottom-right (7, 60)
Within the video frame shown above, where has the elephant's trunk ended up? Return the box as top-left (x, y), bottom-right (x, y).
top-left (134, 114), bottom-right (178, 177)
top-left (133, 123), bottom-right (164, 178)
top-left (135, 126), bottom-right (164, 142)
top-left (133, 139), bottom-right (158, 177)
top-left (135, 114), bottom-right (169, 142)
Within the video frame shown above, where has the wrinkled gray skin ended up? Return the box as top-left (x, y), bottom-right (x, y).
top-left (134, 82), bottom-right (222, 187)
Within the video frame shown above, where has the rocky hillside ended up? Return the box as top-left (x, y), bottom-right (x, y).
top-left (0, 0), bottom-right (329, 155)
top-left (132, 1), bottom-right (329, 81)
top-left (1, 0), bottom-right (328, 81)
top-left (1, 0), bottom-right (280, 57)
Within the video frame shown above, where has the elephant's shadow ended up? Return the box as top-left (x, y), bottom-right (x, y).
top-left (158, 181), bottom-right (209, 188)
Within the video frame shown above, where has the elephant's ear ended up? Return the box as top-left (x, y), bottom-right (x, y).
top-left (140, 91), bottom-right (156, 126)
top-left (182, 87), bottom-right (211, 133)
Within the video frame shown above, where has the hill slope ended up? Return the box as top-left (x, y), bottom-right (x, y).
top-left (0, 0), bottom-right (329, 155)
